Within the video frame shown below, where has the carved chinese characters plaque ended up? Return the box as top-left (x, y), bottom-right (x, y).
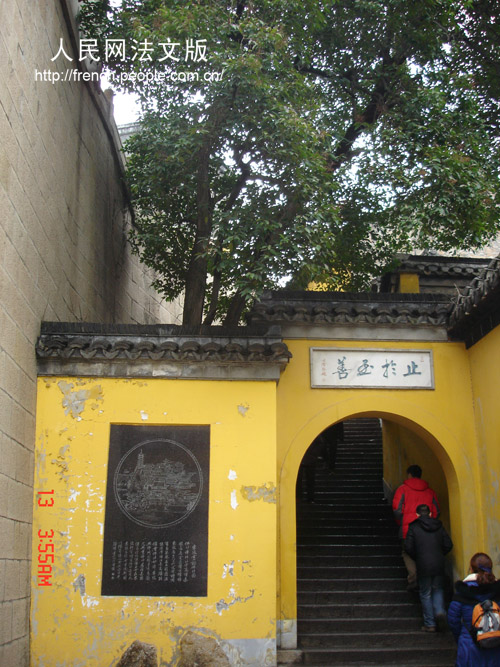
top-left (101, 425), bottom-right (210, 597)
top-left (310, 348), bottom-right (434, 389)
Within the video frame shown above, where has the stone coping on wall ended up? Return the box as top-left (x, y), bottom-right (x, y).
top-left (388, 254), bottom-right (491, 277)
top-left (448, 255), bottom-right (500, 348)
top-left (378, 254), bottom-right (492, 294)
top-left (36, 322), bottom-right (292, 381)
top-left (247, 291), bottom-right (453, 333)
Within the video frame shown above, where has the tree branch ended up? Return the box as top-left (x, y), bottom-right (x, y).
top-left (327, 50), bottom-right (407, 171)
top-left (223, 191), bottom-right (302, 326)
top-left (203, 267), bottom-right (222, 325)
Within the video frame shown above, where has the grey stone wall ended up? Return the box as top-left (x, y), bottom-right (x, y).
top-left (0, 1), bottom-right (180, 663)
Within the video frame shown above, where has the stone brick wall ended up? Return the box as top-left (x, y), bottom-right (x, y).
top-left (0, 1), bottom-right (180, 663)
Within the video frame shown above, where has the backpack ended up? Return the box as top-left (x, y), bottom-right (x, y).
top-left (471, 599), bottom-right (500, 648)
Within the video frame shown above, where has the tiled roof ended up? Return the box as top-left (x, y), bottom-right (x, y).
top-left (36, 322), bottom-right (291, 378)
top-left (247, 292), bottom-right (453, 327)
top-left (448, 255), bottom-right (500, 346)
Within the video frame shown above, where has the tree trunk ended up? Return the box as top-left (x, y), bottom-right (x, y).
top-left (203, 270), bottom-right (222, 325)
top-left (182, 144), bottom-right (212, 326)
top-left (223, 292), bottom-right (247, 326)
top-left (182, 238), bottom-right (210, 326)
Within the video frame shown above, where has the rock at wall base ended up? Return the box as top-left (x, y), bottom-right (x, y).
top-left (179, 631), bottom-right (230, 667)
top-left (116, 640), bottom-right (158, 667)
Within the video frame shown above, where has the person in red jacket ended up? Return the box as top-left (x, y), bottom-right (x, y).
top-left (392, 464), bottom-right (440, 590)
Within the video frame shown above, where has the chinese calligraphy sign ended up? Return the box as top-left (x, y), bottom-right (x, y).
top-left (310, 348), bottom-right (434, 389)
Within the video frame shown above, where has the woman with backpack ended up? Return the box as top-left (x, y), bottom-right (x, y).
top-left (447, 552), bottom-right (500, 666)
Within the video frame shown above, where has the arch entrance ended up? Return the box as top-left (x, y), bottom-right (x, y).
top-left (277, 404), bottom-right (468, 657)
top-left (296, 417), bottom-right (398, 662)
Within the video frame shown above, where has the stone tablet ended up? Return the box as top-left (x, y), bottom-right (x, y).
top-left (101, 425), bottom-right (210, 597)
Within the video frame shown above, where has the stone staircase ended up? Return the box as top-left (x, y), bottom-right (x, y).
top-left (285, 418), bottom-right (456, 666)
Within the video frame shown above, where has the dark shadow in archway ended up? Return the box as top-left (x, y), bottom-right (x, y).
top-left (295, 422), bottom-right (343, 503)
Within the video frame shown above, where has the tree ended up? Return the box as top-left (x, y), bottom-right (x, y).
top-left (80, 0), bottom-right (500, 325)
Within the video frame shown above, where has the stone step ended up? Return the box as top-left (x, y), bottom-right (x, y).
top-left (297, 536), bottom-right (400, 547)
top-left (297, 518), bottom-right (396, 529)
top-left (299, 646), bottom-right (456, 665)
top-left (299, 629), bottom-right (453, 649)
top-left (298, 602), bottom-right (421, 620)
top-left (298, 590), bottom-right (414, 605)
top-left (297, 545), bottom-right (400, 557)
top-left (297, 578), bottom-right (408, 593)
top-left (295, 419), bottom-right (457, 666)
top-left (298, 526), bottom-right (399, 537)
top-left (307, 487), bottom-right (386, 496)
top-left (320, 468), bottom-right (383, 474)
top-left (330, 472), bottom-right (384, 478)
top-left (297, 504), bottom-right (392, 513)
top-left (334, 448), bottom-right (382, 453)
top-left (334, 447), bottom-right (382, 453)
top-left (334, 454), bottom-right (382, 459)
top-left (333, 462), bottom-right (383, 468)
top-left (340, 440), bottom-right (382, 446)
top-left (305, 496), bottom-right (388, 504)
top-left (316, 481), bottom-right (384, 488)
top-left (297, 509), bottom-right (392, 517)
top-left (298, 555), bottom-right (403, 567)
top-left (297, 566), bottom-right (407, 579)
top-left (339, 438), bottom-right (383, 443)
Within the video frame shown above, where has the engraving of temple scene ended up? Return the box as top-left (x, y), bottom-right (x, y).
top-left (119, 449), bottom-right (199, 514)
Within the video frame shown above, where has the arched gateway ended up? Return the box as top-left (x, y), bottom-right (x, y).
top-left (31, 256), bottom-right (500, 665)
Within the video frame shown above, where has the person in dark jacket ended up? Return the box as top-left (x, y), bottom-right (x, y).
top-left (447, 552), bottom-right (500, 666)
top-left (393, 465), bottom-right (441, 589)
top-left (404, 503), bottom-right (453, 631)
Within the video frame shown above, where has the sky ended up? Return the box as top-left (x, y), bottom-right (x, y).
top-left (103, 77), bottom-right (141, 126)
top-left (113, 91), bottom-right (140, 125)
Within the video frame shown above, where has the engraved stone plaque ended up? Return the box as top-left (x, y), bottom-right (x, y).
top-left (310, 348), bottom-right (434, 389)
top-left (101, 425), bottom-right (210, 597)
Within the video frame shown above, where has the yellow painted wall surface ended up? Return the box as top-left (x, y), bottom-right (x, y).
top-left (31, 326), bottom-right (500, 660)
top-left (398, 273), bottom-right (420, 293)
top-left (382, 420), bottom-right (453, 582)
top-left (468, 325), bottom-right (500, 570)
top-left (31, 377), bottom-right (277, 666)
top-left (382, 421), bottom-right (450, 533)
top-left (276, 338), bottom-right (482, 633)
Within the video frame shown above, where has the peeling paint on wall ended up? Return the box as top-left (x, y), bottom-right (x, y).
top-left (222, 560), bottom-right (252, 578)
top-left (51, 443), bottom-right (72, 482)
top-left (33, 376), bottom-right (278, 665)
top-left (73, 574), bottom-right (86, 596)
top-left (57, 381), bottom-right (103, 419)
top-left (216, 589), bottom-right (255, 615)
top-left (35, 433), bottom-right (48, 484)
top-left (222, 562), bottom-right (234, 579)
top-left (68, 489), bottom-right (80, 502)
top-left (240, 483), bottom-right (276, 504)
top-left (222, 637), bottom-right (276, 667)
top-left (491, 470), bottom-right (499, 496)
top-left (237, 403), bottom-right (249, 417)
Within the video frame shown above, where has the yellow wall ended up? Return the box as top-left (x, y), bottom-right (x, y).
top-left (276, 337), bottom-right (483, 636)
top-left (399, 273), bottom-right (420, 293)
top-left (382, 420), bottom-right (451, 541)
top-left (31, 325), bottom-right (500, 660)
top-left (31, 377), bottom-right (277, 666)
top-left (468, 325), bottom-right (500, 569)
